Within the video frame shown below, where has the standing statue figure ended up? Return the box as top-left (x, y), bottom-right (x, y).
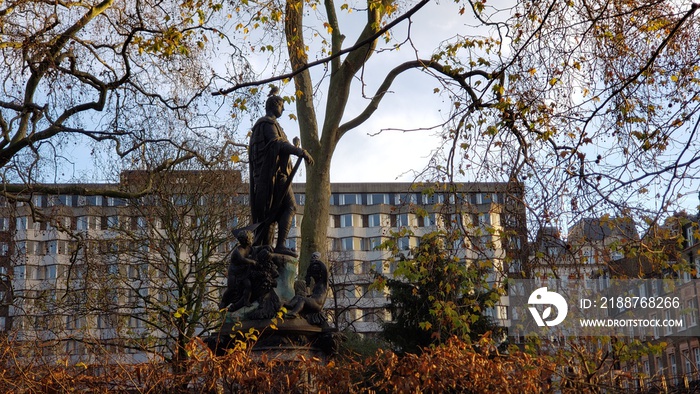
top-left (249, 87), bottom-right (313, 257)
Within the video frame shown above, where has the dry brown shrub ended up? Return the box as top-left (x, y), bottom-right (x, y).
top-left (0, 335), bottom-right (553, 393)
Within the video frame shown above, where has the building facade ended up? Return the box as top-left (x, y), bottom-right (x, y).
top-left (1, 173), bottom-right (527, 361)
top-left (291, 181), bottom-right (527, 335)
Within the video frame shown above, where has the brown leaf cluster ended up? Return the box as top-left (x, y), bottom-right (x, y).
top-left (0, 336), bottom-right (554, 393)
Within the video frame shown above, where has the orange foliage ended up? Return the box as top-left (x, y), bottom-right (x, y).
top-left (0, 335), bottom-right (554, 393)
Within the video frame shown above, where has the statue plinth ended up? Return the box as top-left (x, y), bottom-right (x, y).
top-left (207, 252), bottom-right (340, 358)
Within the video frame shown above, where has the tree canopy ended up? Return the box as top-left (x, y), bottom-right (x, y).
top-left (0, 0), bottom-right (247, 188)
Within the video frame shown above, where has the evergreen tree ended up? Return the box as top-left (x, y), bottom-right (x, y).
top-left (381, 231), bottom-right (502, 353)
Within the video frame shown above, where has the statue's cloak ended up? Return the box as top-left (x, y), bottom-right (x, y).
top-left (248, 116), bottom-right (292, 226)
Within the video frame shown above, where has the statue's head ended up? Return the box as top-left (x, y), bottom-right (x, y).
top-left (293, 280), bottom-right (307, 295)
top-left (311, 251), bottom-right (321, 261)
top-left (265, 91), bottom-right (285, 118)
top-left (306, 257), bottom-right (328, 283)
top-left (236, 229), bottom-right (254, 246)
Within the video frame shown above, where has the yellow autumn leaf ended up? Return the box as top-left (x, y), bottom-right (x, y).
top-left (230, 154), bottom-right (239, 163)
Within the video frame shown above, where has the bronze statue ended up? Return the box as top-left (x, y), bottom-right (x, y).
top-left (284, 252), bottom-right (329, 325)
top-left (219, 230), bottom-right (257, 311)
top-left (249, 88), bottom-right (313, 257)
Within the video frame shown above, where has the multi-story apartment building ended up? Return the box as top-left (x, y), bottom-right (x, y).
top-left (1, 172), bottom-right (526, 361)
top-left (291, 181), bottom-right (527, 335)
top-left (3, 170), bottom-right (244, 364)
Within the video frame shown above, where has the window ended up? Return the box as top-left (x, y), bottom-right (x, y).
top-left (448, 213), bottom-right (463, 228)
top-left (421, 193), bottom-right (444, 205)
top-left (424, 213), bottom-right (438, 227)
top-left (107, 197), bottom-right (127, 207)
top-left (295, 194), bottom-right (305, 206)
top-left (129, 316), bottom-right (144, 328)
top-left (367, 214), bottom-right (382, 227)
top-left (670, 354), bottom-right (677, 377)
top-left (46, 265), bottom-right (57, 279)
top-left (106, 216), bottom-right (119, 229)
top-left (338, 193), bottom-right (360, 205)
top-left (362, 309), bottom-right (384, 323)
top-left (16, 217), bottom-right (28, 231)
top-left (695, 348), bottom-right (700, 372)
top-left (396, 213), bottom-right (411, 228)
top-left (32, 195), bottom-right (45, 207)
top-left (76, 217), bottom-right (88, 231)
top-left (398, 237), bottom-right (410, 251)
top-left (368, 193), bottom-right (389, 205)
top-left (665, 310), bottom-right (673, 335)
top-left (361, 261), bottom-right (371, 274)
top-left (339, 214), bottom-right (353, 228)
top-left (638, 283), bottom-right (647, 298)
top-left (684, 350), bottom-right (691, 375)
top-left (397, 193), bottom-right (417, 205)
top-left (58, 195), bottom-right (73, 207)
top-left (97, 314), bottom-right (110, 329)
top-left (687, 226), bottom-right (696, 246)
top-left (0, 218), bottom-right (8, 231)
top-left (335, 285), bottom-right (356, 299)
top-left (47, 241), bottom-right (58, 255)
top-left (341, 237), bottom-right (355, 251)
top-left (171, 194), bottom-right (188, 206)
top-left (86, 196), bottom-right (102, 206)
top-left (13, 265), bottom-right (25, 279)
top-left (0, 243), bottom-right (8, 256)
top-left (344, 261), bottom-right (355, 275)
top-left (362, 237), bottom-right (382, 251)
top-left (688, 299), bottom-right (698, 327)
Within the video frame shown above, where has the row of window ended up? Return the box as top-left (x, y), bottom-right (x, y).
top-left (336, 307), bottom-right (388, 326)
top-left (330, 212), bottom-right (496, 229)
top-left (13, 194), bottom-right (244, 209)
top-left (15, 195), bottom-right (127, 208)
top-left (333, 260), bottom-right (394, 276)
top-left (292, 192), bottom-right (505, 207)
top-left (640, 347), bottom-right (700, 383)
top-left (7, 212), bottom-right (503, 235)
top-left (5, 190), bottom-right (509, 210)
top-left (13, 215), bottom-right (239, 233)
top-left (333, 283), bottom-right (388, 299)
top-left (327, 234), bottom-right (495, 252)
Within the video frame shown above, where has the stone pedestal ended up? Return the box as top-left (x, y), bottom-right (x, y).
top-left (206, 317), bottom-right (333, 359)
top-left (276, 255), bottom-right (298, 303)
top-left (206, 253), bottom-right (338, 358)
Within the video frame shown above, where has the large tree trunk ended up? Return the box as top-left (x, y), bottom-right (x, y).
top-left (286, 0), bottom-right (381, 272)
top-left (298, 151), bottom-right (332, 274)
